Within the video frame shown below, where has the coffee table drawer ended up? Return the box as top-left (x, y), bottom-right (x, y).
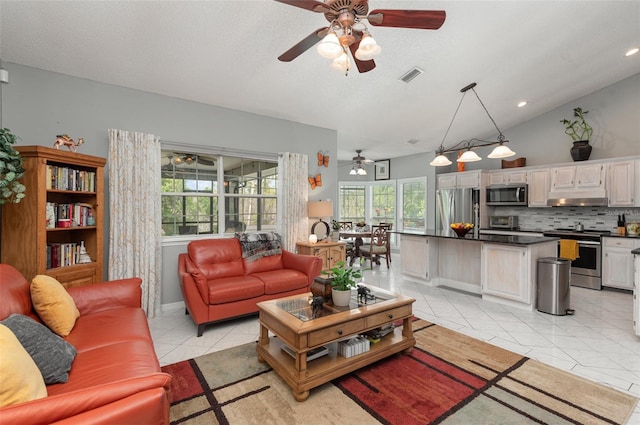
top-left (308, 319), bottom-right (365, 346)
top-left (366, 305), bottom-right (412, 328)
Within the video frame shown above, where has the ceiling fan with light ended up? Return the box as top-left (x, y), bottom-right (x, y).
top-left (348, 149), bottom-right (373, 175)
top-left (275, 0), bottom-right (446, 75)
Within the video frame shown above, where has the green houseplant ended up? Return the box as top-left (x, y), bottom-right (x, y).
top-left (0, 128), bottom-right (26, 204)
top-left (322, 261), bottom-right (363, 306)
top-left (561, 107), bottom-right (593, 161)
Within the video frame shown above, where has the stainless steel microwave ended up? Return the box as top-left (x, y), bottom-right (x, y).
top-left (486, 184), bottom-right (528, 206)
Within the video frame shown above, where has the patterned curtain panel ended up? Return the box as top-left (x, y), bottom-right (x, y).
top-left (277, 152), bottom-right (308, 251)
top-left (108, 129), bottom-right (162, 318)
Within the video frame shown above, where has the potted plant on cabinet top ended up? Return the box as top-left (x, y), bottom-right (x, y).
top-left (0, 128), bottom-right (26, 204)
top-left (560, 107), bottom-right (593, 161)
top-left (331, 219), bottom-right (341, 241)
top-left (322, 261), bottom-right (363, 307)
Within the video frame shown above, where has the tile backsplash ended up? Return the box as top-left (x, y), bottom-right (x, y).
top-left (490, 206), bottom-right (640, 232)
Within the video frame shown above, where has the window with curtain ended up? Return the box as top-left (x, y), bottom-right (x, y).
top-left (398, 177), bottom-right (427, 232)
top-left (161, 150), bottom-right (277, 237)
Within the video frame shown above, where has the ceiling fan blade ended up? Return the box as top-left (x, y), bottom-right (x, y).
top-left (367, 9), bottom-right (446, 30)
top-left (348, 38), bottom-right (376, 73)
top-left (278, 27), bottom-right (329, 62)
top-left (272, 0), bottom-right (330, 13)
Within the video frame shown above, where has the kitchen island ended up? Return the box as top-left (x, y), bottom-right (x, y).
top-left (398, 230), bottom-right (559, 310)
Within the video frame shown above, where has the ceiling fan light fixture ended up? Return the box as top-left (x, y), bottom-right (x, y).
top-left (349, 166), bottom-right (357, 175)
top-left (458, 149), bottom-right (482, 162)
top-left (356, 166), bottom-right (367, 175)
top-left (355, 32), bottom-right (381, 61)
top-left (429, 154), bottom-right (452, 167)
top-left (487, 143), bottom-right (516, 159)
top-left (317, 30), bottom-right (342, 59)
top-left (331, 50), bottom-right (350, 72)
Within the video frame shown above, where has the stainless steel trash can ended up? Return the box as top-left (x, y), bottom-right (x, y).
top-left (537, 257), bottom-right (571, 315)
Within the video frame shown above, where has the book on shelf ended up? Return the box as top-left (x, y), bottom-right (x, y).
top-left (46, 202), bottom-right (94, 228)
top-left (46, 165), bottom-right (96, 192)
top-left (46, 243), bottom-right (85, 269)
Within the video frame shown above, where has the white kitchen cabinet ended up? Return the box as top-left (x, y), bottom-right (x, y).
top-left (634, 253), bottom-right (639, 336)
top-left (608, 160), bottom-right (638, 207)
top-left (437, 170), bottom-right (483, 189)
top-left (602, 237), bottom-right (639, 291)
top-left (487, 170), bottom-right (528, 186)
top-left (527, 169), bottom-right (550, 207)
top-left (550, 163), bottom-right (605, 192)
top-left (482, 244), bottom-right (530, 304)
top-left (400, 235), bottom-right (431, 281)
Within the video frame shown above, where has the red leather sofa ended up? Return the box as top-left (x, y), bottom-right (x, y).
top-left (178, 237), bottom-right (322, 336)
top-left (0, 264), bottom-right (172, 425)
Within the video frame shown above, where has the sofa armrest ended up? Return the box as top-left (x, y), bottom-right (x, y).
top-left (282, 250), bottom-right (323, 285)
top-left (0, 373), bottom-right (171, 425)
top-left (67, 278), bottom-right (142, 316)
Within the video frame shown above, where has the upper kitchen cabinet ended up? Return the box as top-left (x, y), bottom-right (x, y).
top-left (437, 170), bottom-right (484, 189)
top-left (607, 159), bottom-right (639, 207)
top-left (548, 163), bottom-right (606, 203)
top-left (487, 169), bottom-right (528, 186)
top-left (527, 169), bottom-right (550, 207)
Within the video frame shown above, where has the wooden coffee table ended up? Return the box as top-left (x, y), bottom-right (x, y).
top-left (256, 286), bottom-right (415, 401)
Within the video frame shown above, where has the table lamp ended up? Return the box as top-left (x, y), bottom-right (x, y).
top-left (308, 200), bottom-right (333, 240)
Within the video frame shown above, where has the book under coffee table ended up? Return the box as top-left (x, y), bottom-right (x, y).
top-left (256, 285), bottom-right (416, 401)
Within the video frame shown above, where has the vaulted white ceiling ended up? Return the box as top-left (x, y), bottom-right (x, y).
top-left (1, 1), bottom-right (639, 161)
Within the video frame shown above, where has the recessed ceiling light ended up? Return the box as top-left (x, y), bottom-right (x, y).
top-left (625, 47), bottom-right (639, 57)
top-left (517, 101), bottom-right (527, 108)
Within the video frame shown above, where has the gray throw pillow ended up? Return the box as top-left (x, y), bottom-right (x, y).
top-left (1, 314), bottom-right (77, 384)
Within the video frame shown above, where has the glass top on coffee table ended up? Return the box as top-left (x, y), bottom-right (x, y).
top-left (276, 285), bottom-right (396, 322)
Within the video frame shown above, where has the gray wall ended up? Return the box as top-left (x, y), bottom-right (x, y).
top-left (0, 63), bottom-right (338, 306)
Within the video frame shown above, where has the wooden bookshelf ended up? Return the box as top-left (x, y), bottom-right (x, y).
top-left (1, 146), bottom-right (106, 287)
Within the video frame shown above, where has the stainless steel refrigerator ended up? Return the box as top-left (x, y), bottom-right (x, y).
top-left (435, 188), bottom-right (480, 232)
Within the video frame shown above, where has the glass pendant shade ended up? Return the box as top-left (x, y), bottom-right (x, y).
top-left (458, 150), bottom-right (482, 162)
top-left (355, 34), bottom-right (381, 61)
top-left (331, 51), bottom-right (350, 72)
top-left (356, 166), bottom-right (367, 175)
top-left (349, 167), bottom-right (357, 175)
top-left (429, 154), bottom-right (452, 166)
top-left (487, 144), bottom-right (516, 159)
top-left (317, 31), bottom-right (342, 59)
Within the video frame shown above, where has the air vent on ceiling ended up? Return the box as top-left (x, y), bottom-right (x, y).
top-left (405, 139), bottom-right (420, 145)
top-left (399, 67), bottom-right (424, 83)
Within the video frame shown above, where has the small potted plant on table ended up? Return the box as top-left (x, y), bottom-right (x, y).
top-left (322, 261), bottom-right (362, 307)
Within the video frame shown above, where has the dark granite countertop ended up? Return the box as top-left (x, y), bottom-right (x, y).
top-left (395, 229), bottom-right (559, 246)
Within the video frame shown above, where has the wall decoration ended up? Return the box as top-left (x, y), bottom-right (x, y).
top-left (375, 159), bottom-right (390, 180)
top-left (317, 151), bottom-right (329, 167)
top-left (308, 174), bottom-right (322, 190)
top-left (53, 134), bottom-right (84, 152)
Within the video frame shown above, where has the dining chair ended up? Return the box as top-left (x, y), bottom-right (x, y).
top-left (338, 221), bottom-right (355, 263)
top-left (359, 225), bottom-right (391, 268)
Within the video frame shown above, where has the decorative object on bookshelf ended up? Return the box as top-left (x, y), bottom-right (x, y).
top-left (53, 134), bottom-right (84, 152)
top-left (77, 241), bottom-right (92, 264)
top-left (0, 128), bottom-right (26, 204)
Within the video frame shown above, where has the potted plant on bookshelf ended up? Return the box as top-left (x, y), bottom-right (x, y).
top-left (560, 107), bottom-right (594, 161)
top-left (0, 128), bottom-right (26, 204)
top-left (322, 261), bottom-right (362, 307)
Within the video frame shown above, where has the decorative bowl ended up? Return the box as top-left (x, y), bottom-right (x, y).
top-left (627, 222), bottom-right (639, 236)
top-left (450, 223), bottom-right (474, 238)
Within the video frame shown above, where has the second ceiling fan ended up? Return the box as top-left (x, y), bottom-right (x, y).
top-left (274, 0), bottom-right (446, 74)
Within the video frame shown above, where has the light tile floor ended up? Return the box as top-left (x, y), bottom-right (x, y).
top-left (149, 254), bottom-right (640, 422)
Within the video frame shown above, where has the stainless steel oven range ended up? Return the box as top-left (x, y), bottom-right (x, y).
top-left (542, 229), bottom-right (609, 290)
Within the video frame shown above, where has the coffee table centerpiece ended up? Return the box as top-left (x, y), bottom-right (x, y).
top-left (321, 261), bottom-right (362, 306)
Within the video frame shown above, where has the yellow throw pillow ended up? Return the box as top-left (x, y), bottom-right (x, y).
top-left (0, 324), bottom-right (47, 407)
top-left (31, 275), bottom-right (80, 337)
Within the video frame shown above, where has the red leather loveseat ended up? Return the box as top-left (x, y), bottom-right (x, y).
top-left (0, 264), bottom-right (172, 425)
top-left (178, 236), bottom-right (322, 336)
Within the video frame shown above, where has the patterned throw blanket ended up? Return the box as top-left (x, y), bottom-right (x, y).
top-left (235, 232), bottom-right (282, 263)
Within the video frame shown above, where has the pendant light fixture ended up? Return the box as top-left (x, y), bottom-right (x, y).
top-left (429, 83), bottom-right (516, 166)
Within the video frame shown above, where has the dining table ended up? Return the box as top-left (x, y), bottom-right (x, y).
top-left (339, 229), bottom-right (372, 265)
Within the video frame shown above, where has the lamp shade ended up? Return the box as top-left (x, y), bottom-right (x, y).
top-left (308, 200), bottom-right (333, 218)
top-left (430, 154), bottom-right (452, 166)
top-left (317, 31), bottom-right (342, 59)
top-left (458, 150), bottom-right (482, 162)
top-left (356, 166), bottom-right (367, 175)
top-left (487, 144), bottom-right (516, 159)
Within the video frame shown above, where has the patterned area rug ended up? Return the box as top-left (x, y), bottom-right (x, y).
top-left (162, 319), bottom-right (638, 425)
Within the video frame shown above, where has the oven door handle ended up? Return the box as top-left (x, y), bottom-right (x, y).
top-left (575, 240), bottom-right (601, 246)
